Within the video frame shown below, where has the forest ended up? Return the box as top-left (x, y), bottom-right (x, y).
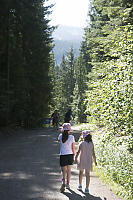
top-left (0, 0), bottom-right (54, 128)
top-left (0, 0), bottom-right (132, 199)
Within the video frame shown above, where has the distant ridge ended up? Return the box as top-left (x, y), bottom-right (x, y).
top-left (53, 25), bottom-right (84, 64)
top-left (53, 24), bottom-right (84, 41)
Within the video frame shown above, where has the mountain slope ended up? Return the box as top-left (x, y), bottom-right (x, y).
top-left (53, 25), bottom-right (84, 64)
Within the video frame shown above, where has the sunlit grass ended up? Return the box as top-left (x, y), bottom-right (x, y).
top-left (93, 166), bottom-right (124, 200)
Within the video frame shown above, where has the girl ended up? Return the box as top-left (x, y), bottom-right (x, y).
top-left (75, 131), bottom-right (97, 193)
top-left (58, 123), bottom-right (76, 192)
top-left (78, 130), bottom-right (91, 144)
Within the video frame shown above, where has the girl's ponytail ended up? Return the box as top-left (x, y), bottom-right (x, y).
top-left (62, 130), bottom-right (69, 143)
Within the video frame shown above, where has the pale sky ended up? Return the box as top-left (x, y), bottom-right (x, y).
top-left (45, 0), bottom-right (89, 27)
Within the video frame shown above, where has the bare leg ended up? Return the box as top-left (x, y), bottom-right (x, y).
top-left (79, 170), bottom-right (84, 185)
top-left (85, 170), bottom-right (90, 189)
top-left (67, 165), bottom-right (71, 184)
top-left (60, 166), bottom-right (67, 192)
top-left (61, 166), bottom-right (67, 182)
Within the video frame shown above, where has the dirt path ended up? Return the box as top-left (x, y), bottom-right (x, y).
top-left (0, 127), bottom-right (122, 200)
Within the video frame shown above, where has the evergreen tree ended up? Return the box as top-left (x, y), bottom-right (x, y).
top-left (72, 53), bottom-right (88, 123)
top-left (51, 48), bottom-right (76, 123)
top-left (0, 0), bottom-right (53, 128)
top-left (84, 0), bottom-right (133, 134)
top-left (65, 47), bottom-right (75, 104)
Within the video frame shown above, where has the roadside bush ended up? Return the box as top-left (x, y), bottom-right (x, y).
top-left (93, 129), bottom-right (133, 200)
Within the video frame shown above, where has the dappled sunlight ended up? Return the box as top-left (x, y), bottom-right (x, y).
top-left (43, 171), bottom-right (61, 176)
top-left (0, 172), bottom-right (33, 180)
top-left (62, 188), bottom-right (102, 200)
top-left (27, 176), bottom-right (63, 199)
top-left (0, 128), bottom-right (63, 199)
top-left (35, 134), bottom-right (51, 137)
top-left (30, 184), bottom-right (45, 192)
top-left (0, 128), bottom-right (122, 199)
top-left (62, 189), bottom-right (86, 199)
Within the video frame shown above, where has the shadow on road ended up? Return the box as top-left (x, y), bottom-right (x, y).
top-left (0, 128), bottom-right (62, 199)
top-left (63, 188), bottom-right (102, 200)
top-left (0, 127), bottom-right (117, 200)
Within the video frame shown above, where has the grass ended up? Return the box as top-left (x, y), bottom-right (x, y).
top-left (93, 166), bottom-right (124, 200)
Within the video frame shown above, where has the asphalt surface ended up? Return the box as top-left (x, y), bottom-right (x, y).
top-left (0, 127), bottom-right (122, 200)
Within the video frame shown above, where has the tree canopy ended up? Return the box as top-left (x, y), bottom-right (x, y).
top-left (51, 0), bottom-right (133, 136)
top-left (0, 0), bottom-right (53, 128)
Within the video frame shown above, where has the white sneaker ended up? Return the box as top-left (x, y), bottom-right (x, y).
top-left (77, 185), bottom-right (82, 191)
top-left (66, 184), bottom-right (70, 189)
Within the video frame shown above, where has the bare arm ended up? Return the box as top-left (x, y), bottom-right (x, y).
top-left (72, 142), bottom-right (76, 156)
top-left (75, 146), bottom-right (81, 163)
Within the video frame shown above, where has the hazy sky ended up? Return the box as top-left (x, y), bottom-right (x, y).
top-left (45, 0), bottom-right (89, 27)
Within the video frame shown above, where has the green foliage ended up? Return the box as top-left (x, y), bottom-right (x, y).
top-left (71, 53), bottom-right (89, 123)
top-left (51, 46), bottom-right (89, 123)
top-left (50, 48), bottom-right (75, 122)
top-left (85, 26), bottom-right (133, 135)
top-left (0, 0), bottom-right (53, 128)
top-left (84, 0), bottom-right (133, 135)
top-left (93, 129), bottom-right (133, 200)
top-left (82, 1), bottom-right (133, 199)
top-left (50, 1), bottom-right (133, 199)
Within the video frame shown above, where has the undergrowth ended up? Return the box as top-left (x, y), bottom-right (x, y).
top-left (78, 123), bottom-right (133, 200)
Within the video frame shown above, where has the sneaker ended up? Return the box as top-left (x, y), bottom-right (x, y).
top-left (85, 188), bottom-right (89, 193)
top-left (60, 184), bottom-right (65, 193)
top-left (77, 185), bottom-right (82, 191)
top-left (66, 184), bottom-right (70, 189)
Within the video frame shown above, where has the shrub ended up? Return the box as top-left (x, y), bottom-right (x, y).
top-left (93, 129), bottom-right (133, 200)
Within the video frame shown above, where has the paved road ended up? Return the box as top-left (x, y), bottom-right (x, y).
top-left (0, 128), bottom-right (122, 200)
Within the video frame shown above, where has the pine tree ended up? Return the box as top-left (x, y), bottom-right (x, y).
top-left (0, 0), bottom-right (53, 128)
